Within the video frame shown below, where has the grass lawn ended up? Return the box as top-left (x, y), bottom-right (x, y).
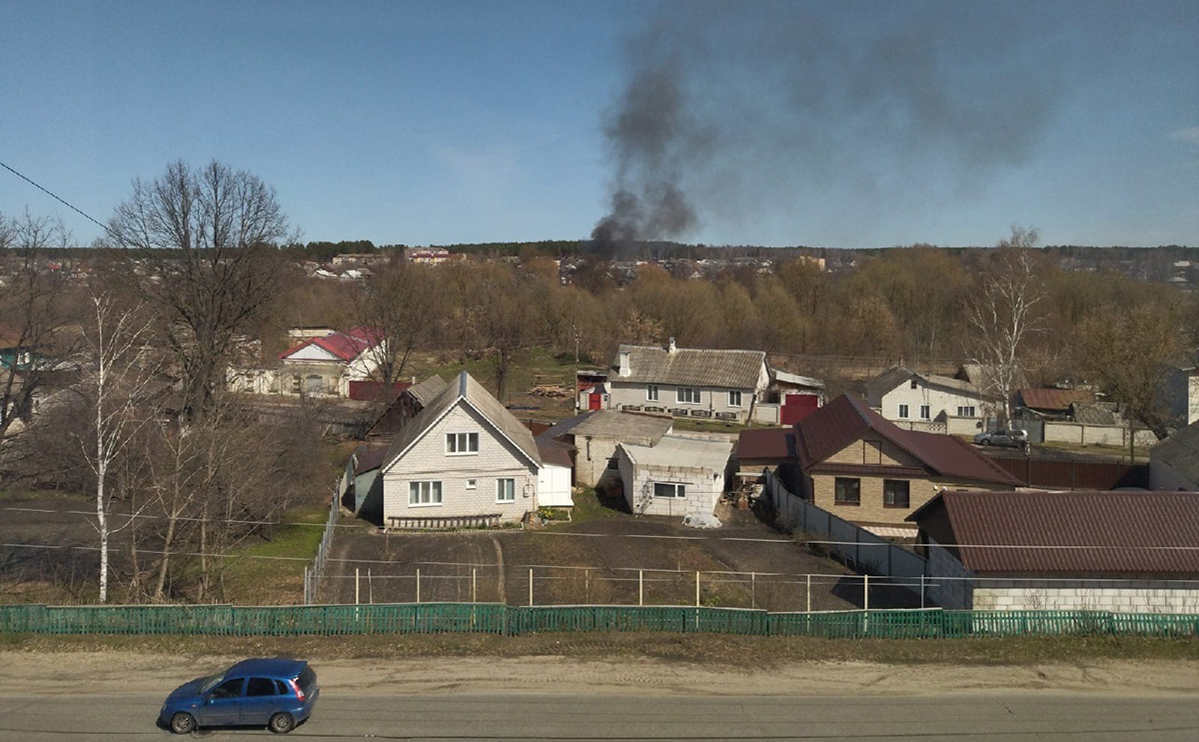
top-left (220, 505), bottom-right (331, 605)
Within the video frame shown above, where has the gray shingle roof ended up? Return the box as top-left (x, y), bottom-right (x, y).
top-left (1152, 420), bottom-right (1199, 485)
top-left (611, 344), bottom-right (766, 389)
top-left (408, 374), bottom-right (448, 406)
top-left (382, 371), bottom-right (541, 472)
top-left (866, 365), bottom-right (983, 399)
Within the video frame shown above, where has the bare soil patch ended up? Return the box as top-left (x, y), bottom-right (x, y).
top-left (327, 501), bottom-right (914, 611)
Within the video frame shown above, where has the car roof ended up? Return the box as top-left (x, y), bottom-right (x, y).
top-left (225, 658), bottom-right (307, 678)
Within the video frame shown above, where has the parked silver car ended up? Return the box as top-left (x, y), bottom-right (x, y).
top-left (974, 428), bottom-right (1029, 449)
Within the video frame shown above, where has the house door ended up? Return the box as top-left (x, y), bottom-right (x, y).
top-left (588, 393), bottom-right (603, 411)
top-left (781, 393), bottom-right (818, 425)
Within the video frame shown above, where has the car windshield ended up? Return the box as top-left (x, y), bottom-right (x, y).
top-left (198, 672), bottom-right (226, 694)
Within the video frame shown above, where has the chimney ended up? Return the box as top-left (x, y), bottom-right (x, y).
top-left (618, 349), bottom-right (631, 377)
top-left (668, 337), bottom-right (676, 354)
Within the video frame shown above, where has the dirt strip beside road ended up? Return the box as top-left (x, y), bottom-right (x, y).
top-left (2, 651), bottom-right (1198, 698)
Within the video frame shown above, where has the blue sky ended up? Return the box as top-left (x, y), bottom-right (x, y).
top-left (1, 0), bottom-right (1196, 248)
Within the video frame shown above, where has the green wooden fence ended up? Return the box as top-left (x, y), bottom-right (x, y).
top-left (3, 603), bottom-right (1199, 638)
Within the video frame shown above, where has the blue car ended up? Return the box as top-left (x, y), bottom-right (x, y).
top-left (159, 658), bottom-right (318, 734)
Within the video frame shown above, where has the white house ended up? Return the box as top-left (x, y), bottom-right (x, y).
top-left (379, 371), bottom-right (548, 528)
top-left (1157, 364), bottom-right (1199, 429)
top-left (866, 366), bottom-right (994, 426)
top-left (605, 339), bottom-right (770, 424)
top-left (616, 435), bottom-right (734, 517)
top-left (277, 327), bottom-right (385, 397)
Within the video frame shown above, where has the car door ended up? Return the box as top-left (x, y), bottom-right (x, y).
top-left (239, 677), bottom-right (283, 725)
top-left (200, 677), bottom-right (245, 726)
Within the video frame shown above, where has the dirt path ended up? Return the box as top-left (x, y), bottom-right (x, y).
top-left (3, 651), bottom-right (1198, 698)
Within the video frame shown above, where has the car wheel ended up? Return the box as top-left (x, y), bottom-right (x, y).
top-left (170, 712), bottom-right (197, 735)
top-left (269, 712), bottom-right (295, 734)
top-left (980, 439), bottom-right (989, 446)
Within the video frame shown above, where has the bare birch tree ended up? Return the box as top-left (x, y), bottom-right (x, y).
top-left (106, 160), bottom-right (293, 423)
top-left (74, 291), bottom-right (161, 602)
top-left (965, 225), bottom-right (1046, 422)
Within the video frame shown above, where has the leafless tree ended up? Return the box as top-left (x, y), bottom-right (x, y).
top-left (352, 260), bottom-right (435, 393)
top-left (964, 225), bottom-right (1046, 422)
top-left (0, 210), bottom-right (75, 444)
top-left (1078, 301), bottom-right (1184, 459)
top-left (106, 160), bottom-right (293, 423)
top-left (73, 290), bottom-right (161, 602)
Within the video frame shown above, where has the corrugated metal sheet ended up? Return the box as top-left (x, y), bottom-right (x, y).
top-left (937, 490), bottom-right (1199, 575)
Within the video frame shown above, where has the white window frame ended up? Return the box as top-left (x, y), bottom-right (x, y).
top-left (646, 385), bottom-right (659, 401)
top-left (496, 478), bottom-right (515, 503)
top-left (653, 482), bottom-right (687, 499)
top-left (408, 481), bottom-right (443, 507)
top-left (676, 387), bottom-right (700, 404)
top-left (465, 479), bottom-right (477, 490)
top-left (728, 390), bottom-right (742, 407)
top-left (919, 404), bottom-right (930, 420)
top-left (898, 404), bottom-right (909, 419)
top-left (446, 432), bottom-right (479, 455)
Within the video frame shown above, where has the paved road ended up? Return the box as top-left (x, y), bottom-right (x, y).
top-left (2, 693), bottom-right (1198, 741)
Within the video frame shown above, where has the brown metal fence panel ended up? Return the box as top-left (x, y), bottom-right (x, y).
top-left (987, 455), bottom-right (1149, 490)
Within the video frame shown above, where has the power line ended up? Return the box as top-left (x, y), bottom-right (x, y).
top-left (0, 159), bottom-right (112, 237)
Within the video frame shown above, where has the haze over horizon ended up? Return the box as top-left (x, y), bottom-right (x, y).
top-left (2, 0), bottom-right (1196, 249)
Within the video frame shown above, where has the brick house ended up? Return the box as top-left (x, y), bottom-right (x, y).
top-left (780, 394), bottom-right (1021, 534)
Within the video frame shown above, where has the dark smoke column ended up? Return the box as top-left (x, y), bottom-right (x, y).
top-left (591, 36), bottom-right (700, 257)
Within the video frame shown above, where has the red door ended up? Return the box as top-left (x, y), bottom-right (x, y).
top-left (781, 393), bottom-right (818, 424)
top-left (588, 393), bottom-right (603, 411)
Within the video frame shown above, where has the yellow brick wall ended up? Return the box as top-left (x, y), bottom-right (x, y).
top-left (822, 437), bottom-right (923, 467)
top-left (812, 474), bottom-right (1008, 526)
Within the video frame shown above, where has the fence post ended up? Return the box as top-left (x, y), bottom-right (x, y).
top-left (472, 568), bottom-right (477, 603)
top-left (863, 574), bottom-right (869, 611)
top-left (920, 574), bottom-right (925, 609)
top-left (695, 572), bottom-right (700, 607)
top-left (806, 574), bottom-right (811, 613)
top-left (355, 568), bottom-right (360, 605)
top-left (751, 572), bottom-right (756, 609)
top-left (416, 568), bottom-right (420, 604)
top-left (528, 568), bottom-right (534, 607)
top-left (639, 570), bottom-right (644, 606)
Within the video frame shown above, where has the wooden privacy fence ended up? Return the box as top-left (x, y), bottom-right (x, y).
top-left (763, 470), bottom-right (927, 584)
top-left (4, 603), bottom-right (1199, 638)
top-left (987, 455), bottom-right (1149, 490)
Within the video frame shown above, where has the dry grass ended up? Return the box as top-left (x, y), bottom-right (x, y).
top-left (5, 631), bottom-right (1199, 668)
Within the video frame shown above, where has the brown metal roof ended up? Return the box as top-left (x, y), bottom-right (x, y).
top-left (794, 394), bottom-right (1021, 487)
top-left (911, 490), bottom-right (1199, 575)
top-left (736, 428), bottom-right (794, 461)
top-left (1019, 388), bottom-right (1094, 411)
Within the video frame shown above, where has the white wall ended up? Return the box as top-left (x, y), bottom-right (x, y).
top-left (620, 458), bottom-right (726, 517)
top-left (610, 382), bottom-right (755, 422)
top-left (974, 584), bottom-right (1199, 613)
top-left (1044, 421), bottom-right (1158, 448)
top-left (878, 380), bottom-right (986, 423)
top-left (382, 403), bottom-right (538, 525)
top-left (537, 464), bottom-right (573, 508)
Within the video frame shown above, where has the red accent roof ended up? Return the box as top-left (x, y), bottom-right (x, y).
top-left (794, 395), bottom-right (1021, 486)
top-left (279, 327), bottom-right (383, 361)
top-left (910, 490), bottom-right (1199, 575)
